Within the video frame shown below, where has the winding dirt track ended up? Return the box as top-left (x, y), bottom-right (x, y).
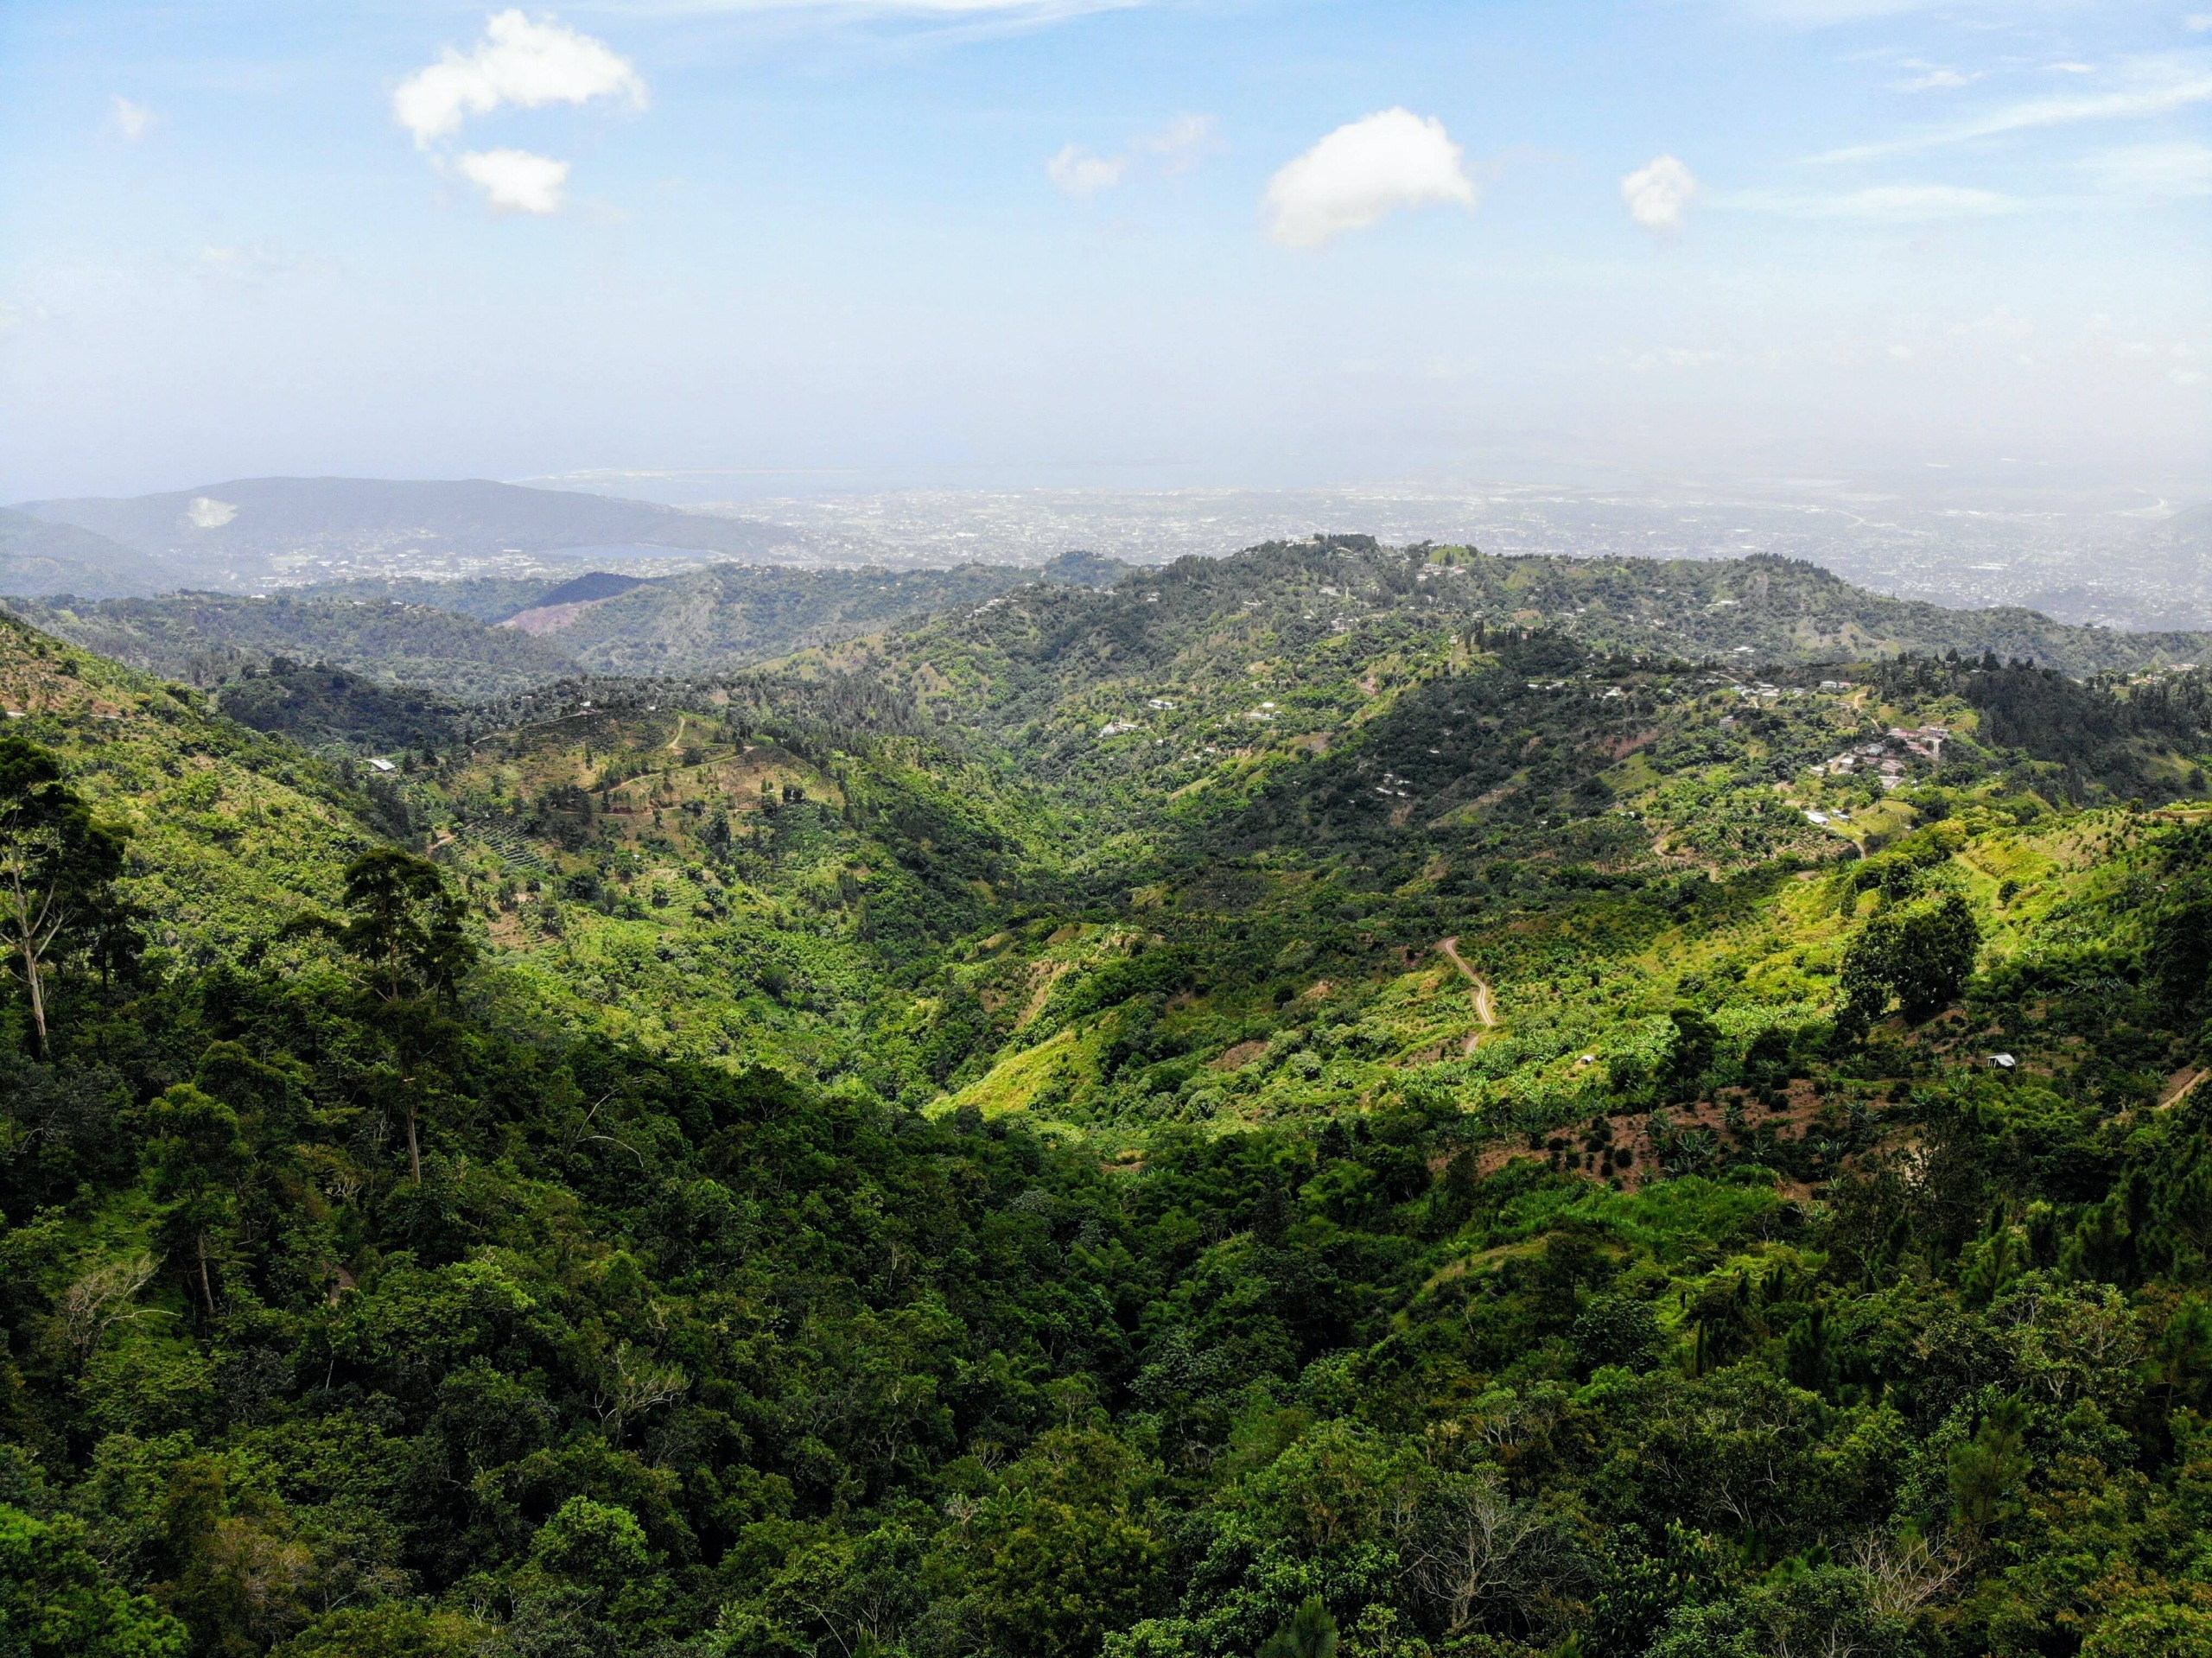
top-left (1435, 937), bottom-right (1498, 1053)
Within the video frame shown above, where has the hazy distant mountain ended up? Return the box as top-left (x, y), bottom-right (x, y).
top-left (0, 507), bottom-right (180, 598)
top-left (10, 477), bottom-right (817, 587)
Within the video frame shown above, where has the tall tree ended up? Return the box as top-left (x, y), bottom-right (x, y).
top-left (289, 848), bottom-right (477, 1181)
top-left (142, 1083), bottom-right (246, 1316)
top-left (0, 735), bottom-right (130, 1056)
top-left (328, 848), bottom-right (475, 1005)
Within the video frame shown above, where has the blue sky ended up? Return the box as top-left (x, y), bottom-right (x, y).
top-left (2, 0), bottom-right (2207, 500)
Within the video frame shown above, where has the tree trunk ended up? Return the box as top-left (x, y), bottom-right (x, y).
top-left (197, 1232), bottom-right (216, 1315)
top-left (18, 932), bottom-right (45, 1058)
top-left (406, 1105), bottom-right (422, 1184)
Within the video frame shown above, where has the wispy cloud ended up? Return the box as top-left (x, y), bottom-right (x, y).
top-left (2079, 140), bottom-right (2212, 197)
top-left (1815, 54), bottom-right (2212, 162)
top-left (1264, 109), bottom-right (1476, 249)
top-left (1891, 66), bottom-right (1974, 92)
top-left (1141, 113), bottom-right (1216, 174)
top-left (195, 244), bottom-right (294, 283)
top-left (110, 96), bottom-right (155, 141)
top-left (393, 10), bottom-right (645, 148)
top-left (1046, 113), bottom-right (1217, 200)
top-left (1726, 182), bottom-right (2024, 219)
top-left (1621, 155), bottom-right (1697, 230)
top-left (1047, 144), bottom-right (1125, 198)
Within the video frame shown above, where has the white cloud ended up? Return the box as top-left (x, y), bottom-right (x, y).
top-left (1263, 109), bottom-right (1476, 249)
top-left (457, 147), bottom-right (571, 213)
top-left (1621, 155), bottom-right (1697, 231)
top-left (2188, 14), bottom-right (2212, 31)
top-left (111, 96), bottom-right (154, 141)
top-left (1815, 54), bottom-right (2212, 162)
top-left (393, 10), bottom-right (645, 149)
top-left (1728, 182), bottom-right (2024, 219)
top-left (2080, 141), bottom-right (2212, 195)
top-left (1047, 144), bottom-right (1126, 198)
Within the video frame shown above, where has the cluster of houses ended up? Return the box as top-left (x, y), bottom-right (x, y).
top-left (1732, 677), bottom-right (1862, 703)
top-left (1820, 722), bottom-right (1949, 791)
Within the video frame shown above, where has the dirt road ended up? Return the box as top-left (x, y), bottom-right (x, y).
top-left (1436, 937), bottom-right (1498, 1053)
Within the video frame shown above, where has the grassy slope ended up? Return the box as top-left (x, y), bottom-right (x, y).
top-left (405, 696), bottom-right (1065, 1088)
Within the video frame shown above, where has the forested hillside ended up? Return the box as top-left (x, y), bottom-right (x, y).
top-left (778, 541), bottom-right (2212, 736)
top-left (15, 539), bottom-right (2209, 724)
top-left (3, 549), bottom-right (2212, 1658)
top-left (3, 554), bottom-right (1128, 705)
top-left (4, 593), bottom-right (576, 701)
